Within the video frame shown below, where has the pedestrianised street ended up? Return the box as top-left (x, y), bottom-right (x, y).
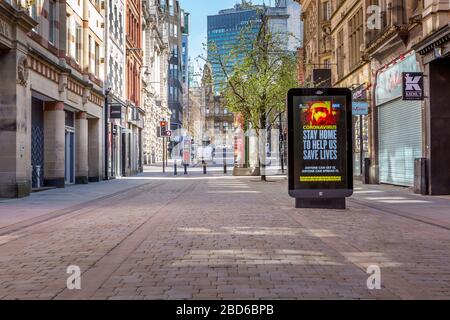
top-left (1, 0), bottom-right (450, 304)
top-left (1, 165), bottom-right (450, 300)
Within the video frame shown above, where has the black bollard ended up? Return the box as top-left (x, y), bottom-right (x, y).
top-left (174, 161), bottom-right (177, 176)
top-left (184, 164), bottom-right (188, 175)
top-left (202, 161), bottom-right (207, 174)
top-left (223, 147), bottom-right (227, 174)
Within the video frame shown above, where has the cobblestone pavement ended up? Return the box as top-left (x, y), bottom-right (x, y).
top-left (0, 168), bottom-right (450, 300)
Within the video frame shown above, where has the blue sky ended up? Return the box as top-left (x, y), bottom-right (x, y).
top-left (180, 0), bottom-right (270, 79)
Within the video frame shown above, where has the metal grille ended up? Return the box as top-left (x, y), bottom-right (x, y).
top-left (31, 125), bottom-right (44, 188)
top-left (378, 99), bottom-right (422, 186)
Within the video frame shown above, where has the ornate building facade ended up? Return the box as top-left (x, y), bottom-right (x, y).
top-left (0, 0), bottom-right (105, 198)
top-left (124, 0), bottom-right (144, 176)
top-left (330, 0), bottom-right (371, 176)
top-left (297, 0), bottom-right (450, 194)
top-left (186, 83), bottom-right (206, 157)
top-left (105, 0), bottom-right (127, 178)
top-left (142, 0), bottom-right (170, 164)
top-left (297, 0), bottom-right (333, 85)
top-left (201, 63), bottom-right (234, 159)
top-left (413, 1), bottom-right (450, 195)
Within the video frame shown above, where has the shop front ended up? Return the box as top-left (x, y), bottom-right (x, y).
top-left (65, 111), bottom-right (76, 185)
top-left (352, 84), bottom-right (370, 177)
top-left (414, 24), bottom-right (450, 195)
top-left (0, 1), bottom-right (104, 198)
top-left (109, 102), bottom-right (127, 178)
top-left (0, 3), bottom-right (36, 197)
top-left (119, 104), bottom-right (144, 177)
top-left (375, 52), bottom-right (423, 187)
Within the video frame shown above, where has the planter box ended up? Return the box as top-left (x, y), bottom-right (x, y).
top-left (232, 167), bottom-right (261, 176)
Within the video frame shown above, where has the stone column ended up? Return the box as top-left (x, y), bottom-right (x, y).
top-left (44, 101), bottom-right (65, 188)
top-left (75, 112), bottom-right (89, 184)
top-left (88, 118), bottom-right (102, 182)
top-left (0, 50), bottom-right (32, 198)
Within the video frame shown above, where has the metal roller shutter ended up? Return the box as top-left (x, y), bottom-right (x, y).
top-left (378, 99), bottom-right (422, 186)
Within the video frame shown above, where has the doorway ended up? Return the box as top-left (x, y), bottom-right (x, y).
top-left (65, 129), bottom-right (75, 185)
top-left (113, 126), bottom-right (122, 178)
top-left (31, 98), bottom-right (44, 189)
top-left (428, 57), bottom-right (450, 194)
top-left (121, 131), bottom-right (127, 177)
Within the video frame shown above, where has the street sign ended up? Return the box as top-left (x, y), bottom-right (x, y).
top-left (402, 72), bottom-right (424, 101)
top-left (352, 101), bottom-right (369, 116)
top-left (287, 88), bottom-right (353, 208)
top-left (165, 130), bottom-right (172, 137)
top-left (183, 139), bottom-right (191, 164)
top-left (110, 104), bottom-right (122, 119)
top-left (352, 84), bottom-right (369, 116)
top-left (312, 69), bottom-right (332, 88)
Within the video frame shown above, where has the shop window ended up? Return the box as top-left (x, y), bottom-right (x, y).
top-left (95, 42), bottom-right (100, 77)
top-left (349, 8), bottom-right (363, 69)
top-left (48, 0), bottom-right (56, 45)
top-left (75, 23), bottom-right (82, 64)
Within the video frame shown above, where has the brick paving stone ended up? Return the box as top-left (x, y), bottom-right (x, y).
top-left (0, 171), bottom-right (450, 299)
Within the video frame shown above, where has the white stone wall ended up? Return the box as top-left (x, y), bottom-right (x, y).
top-left (67, 0), bottom-right (105, 80)
top-left (106, 0), bottom-right (126, 99)
top-left (141, 1), bottom-right (170, 164)
top-left (286, 0), bottom-right (303, 49)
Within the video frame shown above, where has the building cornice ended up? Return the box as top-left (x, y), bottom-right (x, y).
top-left (28, 47), bottom-right (72, 74)
top-left (28, 47), bottom-right (105, 99)
top-left (413, 23), bottom-right (450, 56)
top-left (0, 1), bottom-right (38, 33)
top-left (364, 26), bottom-right (404, 57)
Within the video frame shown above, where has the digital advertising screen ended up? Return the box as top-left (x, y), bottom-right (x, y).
top-left (288, 89), bottom-right (353, 199)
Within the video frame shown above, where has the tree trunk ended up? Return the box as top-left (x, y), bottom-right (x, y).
top-left (259, 113), bottom-right (267, 182)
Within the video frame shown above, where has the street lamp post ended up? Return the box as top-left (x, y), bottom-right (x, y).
top-left (278, 112), bottom-right (284, 173)
top-left (278, 111), bottom-right (285, 174)
top-left (163, 135), bottom-right (166, 173)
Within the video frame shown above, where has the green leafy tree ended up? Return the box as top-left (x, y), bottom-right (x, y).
top-left (208, 8), bottom-right (298, 180)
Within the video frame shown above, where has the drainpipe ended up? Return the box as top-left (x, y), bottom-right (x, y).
top-left (369, 67), bottom-right (380, 185)
top-left (105, 89), bottom-right (110, 180)
top-left (104, 0), bottom-right (110, 181)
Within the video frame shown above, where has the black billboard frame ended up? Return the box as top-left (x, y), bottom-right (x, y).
top-left (287, 88), bottom-right (354, 209)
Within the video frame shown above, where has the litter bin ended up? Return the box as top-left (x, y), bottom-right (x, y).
top-left (362, 158), bottom-right (371, 184)
top-left (414, 158), bottom-right (428, 195)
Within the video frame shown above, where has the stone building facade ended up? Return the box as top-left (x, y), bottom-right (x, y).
top-left (297, 0), bottom-right (333, 84)
top-left (412, 0), bottom-right (450, 195)
top-left (362, 0), bottom-right (425, 188)
top-left (0, 0), bottom-right (105, 198)
top-left (297, 0), bottom-right (450, 194)
top-left (201, 63), bottom-right (234, 151)
top-left (186, 83), bottom-right (206, 155)
top-left (124, 0), bottom-right (144, 176)
top-left (142, 0), bottom-right (170, 165)
top-left (161, 0), bottom-right (183, 134)
top-left (329, 0), bottom-right (371, 176)
top-left (105, 0), bottom-right (127, 178)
